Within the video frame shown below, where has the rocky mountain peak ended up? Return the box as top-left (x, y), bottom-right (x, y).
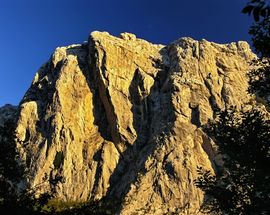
top-left (2, 31), bottom-right (256, 214)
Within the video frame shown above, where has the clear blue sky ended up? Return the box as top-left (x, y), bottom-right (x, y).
top-left (0, 0), bottom-right (253, 106)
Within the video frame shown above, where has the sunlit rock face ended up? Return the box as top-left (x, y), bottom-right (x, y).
top-left (13, 31), bottom-right (255, 214)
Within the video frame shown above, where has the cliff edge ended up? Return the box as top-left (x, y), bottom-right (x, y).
top-left (7, 31), bottom-right (255, 214)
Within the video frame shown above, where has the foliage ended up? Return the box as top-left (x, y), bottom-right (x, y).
top-left (0, 120), bottom-right (23, 182)
top-left (195, 107), bottom-right (270, 214)
top-left (0, 120), bottom-right (54, 214)
top-left (0, 120), bottom-right (25, 213)
top-left (243, 0), bottom-right (270, 57)
top-left (241, 1), bottom-right (270, 105)
top-left (249, 17), bottom-right (270, 57)
top-left (248, 58), bottom-right (270, 106)
top-left (242, 0), bottom-right (270, 108)
top-left (36, 198), bottom-right (119, 215)
top-left (242, 0), bottom-right (270, 22)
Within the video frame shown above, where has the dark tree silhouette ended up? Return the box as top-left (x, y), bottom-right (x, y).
top-left (242, 0), bottom-right (270, 105)
top-left (195, 108), bottom-right (270, 214)
top-left (195, 1), bottom-right (270, 214)
top-left (243, 0), bottom-right (270, 104)
top-left (242, 0), bottom-right (270, 57)
top-left (248, 58), bottom-right (270, 106)
top-left (0, 120), bottom-right (24, 213)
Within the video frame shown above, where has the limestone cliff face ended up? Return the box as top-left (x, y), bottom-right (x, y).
top-left (12, 32), bottom-right (255, 214)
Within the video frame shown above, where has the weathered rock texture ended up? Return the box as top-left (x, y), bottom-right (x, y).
top-left (0, 104), bottom-right (17, 127)
top-left (10, 32), bottom-right (255, 214)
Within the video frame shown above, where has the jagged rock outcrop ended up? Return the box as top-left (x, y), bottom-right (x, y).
top-left (0, 104), bottom-right (17, 127)
top-left (9, 31), bottom-right (256, 214)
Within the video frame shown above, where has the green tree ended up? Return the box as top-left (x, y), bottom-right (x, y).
top-left (242, 0), bottom-right (270, 57)
top-left (242, 0), bottom-right (270, 103)
top-left (248, 58), bottom-right (270, 106)
top-left (0, 120), bottom-right (24, 213)
top-left (0, 120), bottom-right (52, 214)
top-left (195, 107), bottom-right (270, 214)
top-left (195, 1), bottom-right (270, 214)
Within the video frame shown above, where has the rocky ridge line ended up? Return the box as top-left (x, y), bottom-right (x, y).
top-left (0, 31), bottom-right (255, 214)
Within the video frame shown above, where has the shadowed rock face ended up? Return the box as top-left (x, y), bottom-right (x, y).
top-left (11, 31), bottom-right (255, 214)
top-left (0, 104), bottom-right (17, 126)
